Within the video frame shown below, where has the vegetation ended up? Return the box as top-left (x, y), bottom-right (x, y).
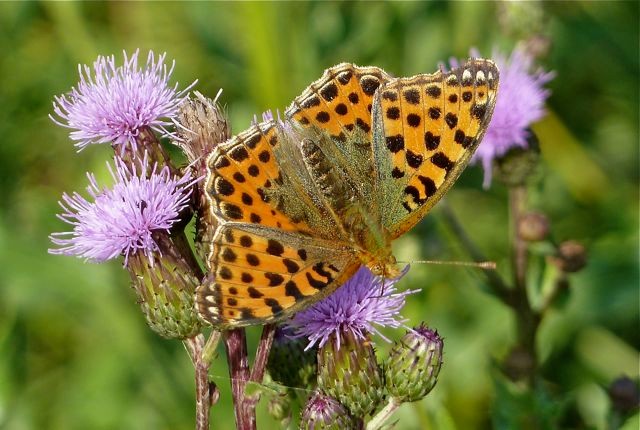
top-left (0, 2), bottom-right (637, 429)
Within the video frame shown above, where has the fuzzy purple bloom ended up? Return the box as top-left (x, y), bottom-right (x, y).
top-left (51, 50), bottom-right (195, 150)
top-left (49, 157), bottom-right (194, 264)
top-left (287, 266), bottom-right (416, 350)
top-left (465, 47), bottom-right (554, 187)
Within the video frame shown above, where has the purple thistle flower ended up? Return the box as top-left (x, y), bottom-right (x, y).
top-left (467, 47), bottom-right (554, 188)
top-left (49, 156), bottom-right (194, 264)
top-left (287, 266), bottom-right (417, 350)
top-left (51, 50), bottom-right (195, 150)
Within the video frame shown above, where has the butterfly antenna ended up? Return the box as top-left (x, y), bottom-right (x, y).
top-left (396, 259), bottom-right (497, 270)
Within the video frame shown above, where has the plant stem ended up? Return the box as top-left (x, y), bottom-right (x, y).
top-left (223, 325), bottom-right (276, 430)
top-left (366, 397), bottom-right (401, 430)
top-left (185, 334), bottom-right (212, 430)
top-left (202, 330), bottom-right (222, 365)
top-left (508, 185), bottom-right (540, 385)
top-left (224, 328), bottom-right (255, 430)
top-left (249, 324), bottom-right (276, 383)
top-left (440, 202), bottom-right (511, 302)
top-left (510, 186), bottom-right (528, 293)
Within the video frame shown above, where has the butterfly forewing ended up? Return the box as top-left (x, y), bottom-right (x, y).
top-left (373, 59), bottom-right (499, 239)
top-left (206, 120), bottom-right (313, 233)
top-left (286, 63), bottom-right (392, 140)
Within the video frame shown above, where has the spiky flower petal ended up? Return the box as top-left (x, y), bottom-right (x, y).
top-left (287, 266), bottom-right (416, 350)
top-left (52, 50), bottom-right (194, 150)
top-left (49, 156), bottom-right (194, 264)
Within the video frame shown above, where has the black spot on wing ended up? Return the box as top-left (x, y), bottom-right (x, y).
top-left (320, 83), bottom-right (338, 101)
top-left (431, 152), bottom-right (454, 172)
top-left (285, 280), bottom-right (304, 299)
top-left (406, 150), bottom-right (423, 168)
top-left (407, 113), bottom-right (421, 128)
top-left (230, 146), bottom-right (249, 162)
top-left (266, 240), bottom-right (285, 256)
top-left (471, 103), bottom-right (487, 119)
top-left (382, 90), bottom-right (398, 101)
top-left (419, 175), bottom-right (437, 197)
top-left (302, 95), bottom-right (321, 108)
top-left (360, 76), bottom-right (381, 95)
top-left (265, 272), bottom-right (284, 286)
top-left (264, 298), bottom-right (283, 314)
top-left (424, 132), bottom-right (440, 150)
top-left (386, 135), bottom-right (405, 153)
top-left (403, 88), bottom-right (420, 104)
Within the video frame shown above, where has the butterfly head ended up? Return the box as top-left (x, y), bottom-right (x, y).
top-left (363, 251), bottom-right (402, 279)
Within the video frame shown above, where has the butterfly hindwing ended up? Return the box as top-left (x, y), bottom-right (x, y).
top-left (372, 59), bottom-right (499, 239)
top-left (196, 223), bottom-right (360, 327)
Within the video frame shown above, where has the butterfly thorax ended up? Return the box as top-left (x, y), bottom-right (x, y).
top-left (284, 122), bottom-right (401, 276)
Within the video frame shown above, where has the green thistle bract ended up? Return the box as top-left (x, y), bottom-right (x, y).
top-left (317, 330), bottom-right (384, 417)
top-left (384, 324), bottom-right (443, 402)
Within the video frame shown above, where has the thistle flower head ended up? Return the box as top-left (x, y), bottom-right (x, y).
top-left (49, 156), bottom-right (194, 264)
top-left (300, 391), bottom-right (357, 429)
top-left (287, 266), bottom-right (416, 350)
top-left (463, 47), bottom-right (554, 187)
top-left (51, 50), bottom-right (195, 150)
top-left (317, 329), bottom-right (385, 417)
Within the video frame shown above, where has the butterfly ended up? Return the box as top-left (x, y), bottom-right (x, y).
top-left (196, 59), bottom-right (499, 328)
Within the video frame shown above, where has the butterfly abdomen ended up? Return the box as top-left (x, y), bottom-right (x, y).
top-left (300, 136), bottom-right (356, 214)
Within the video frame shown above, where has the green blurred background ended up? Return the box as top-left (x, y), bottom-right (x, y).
top-left (0, 1), bottom-right (638, 429)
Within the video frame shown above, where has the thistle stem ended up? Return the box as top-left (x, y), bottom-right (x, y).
top-left (223, 325), bottom-right (276, 430)
top-left (366, 397), bottom-right (402, 430)
top-left (249, 324), bottom-right (276, 384)
top-left (224, 328), bottom-right (255, 430)
top-left (185, 334), bottom-right (213, 430)
top-left (439, 202), bottom-right (511, 301)
top-left (508, 185), bottom-right (540, 385)
top-left (202, 330), bottom-right (222, 365)
top-left (510, 186), bottom-right (528, 293)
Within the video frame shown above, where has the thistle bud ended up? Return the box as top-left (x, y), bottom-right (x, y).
top-left (385, 324), bottom-right (443, 402)
top-left (300, 391), bottom-right (358, 430)
top-left (493, 134), bottom-right (541, 188)
top-left (267, 327), bottom-right (317, 390)
top-left (497, 1), bottom-right (544, 39)
top-left (608, 376), bottom-right (639, 415)
top-left (175, 92), bottom-right (230, 264)
top-left (518, 212), bottom-right (550, 242)
top-left (127, 232), bottom-right (202, 339)
top-left (550, 240), bottom-right (587, 273)
top-left (175, 91), bottom-right (230, 169)
top-left (317, 330), bottom-right (384, 417)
